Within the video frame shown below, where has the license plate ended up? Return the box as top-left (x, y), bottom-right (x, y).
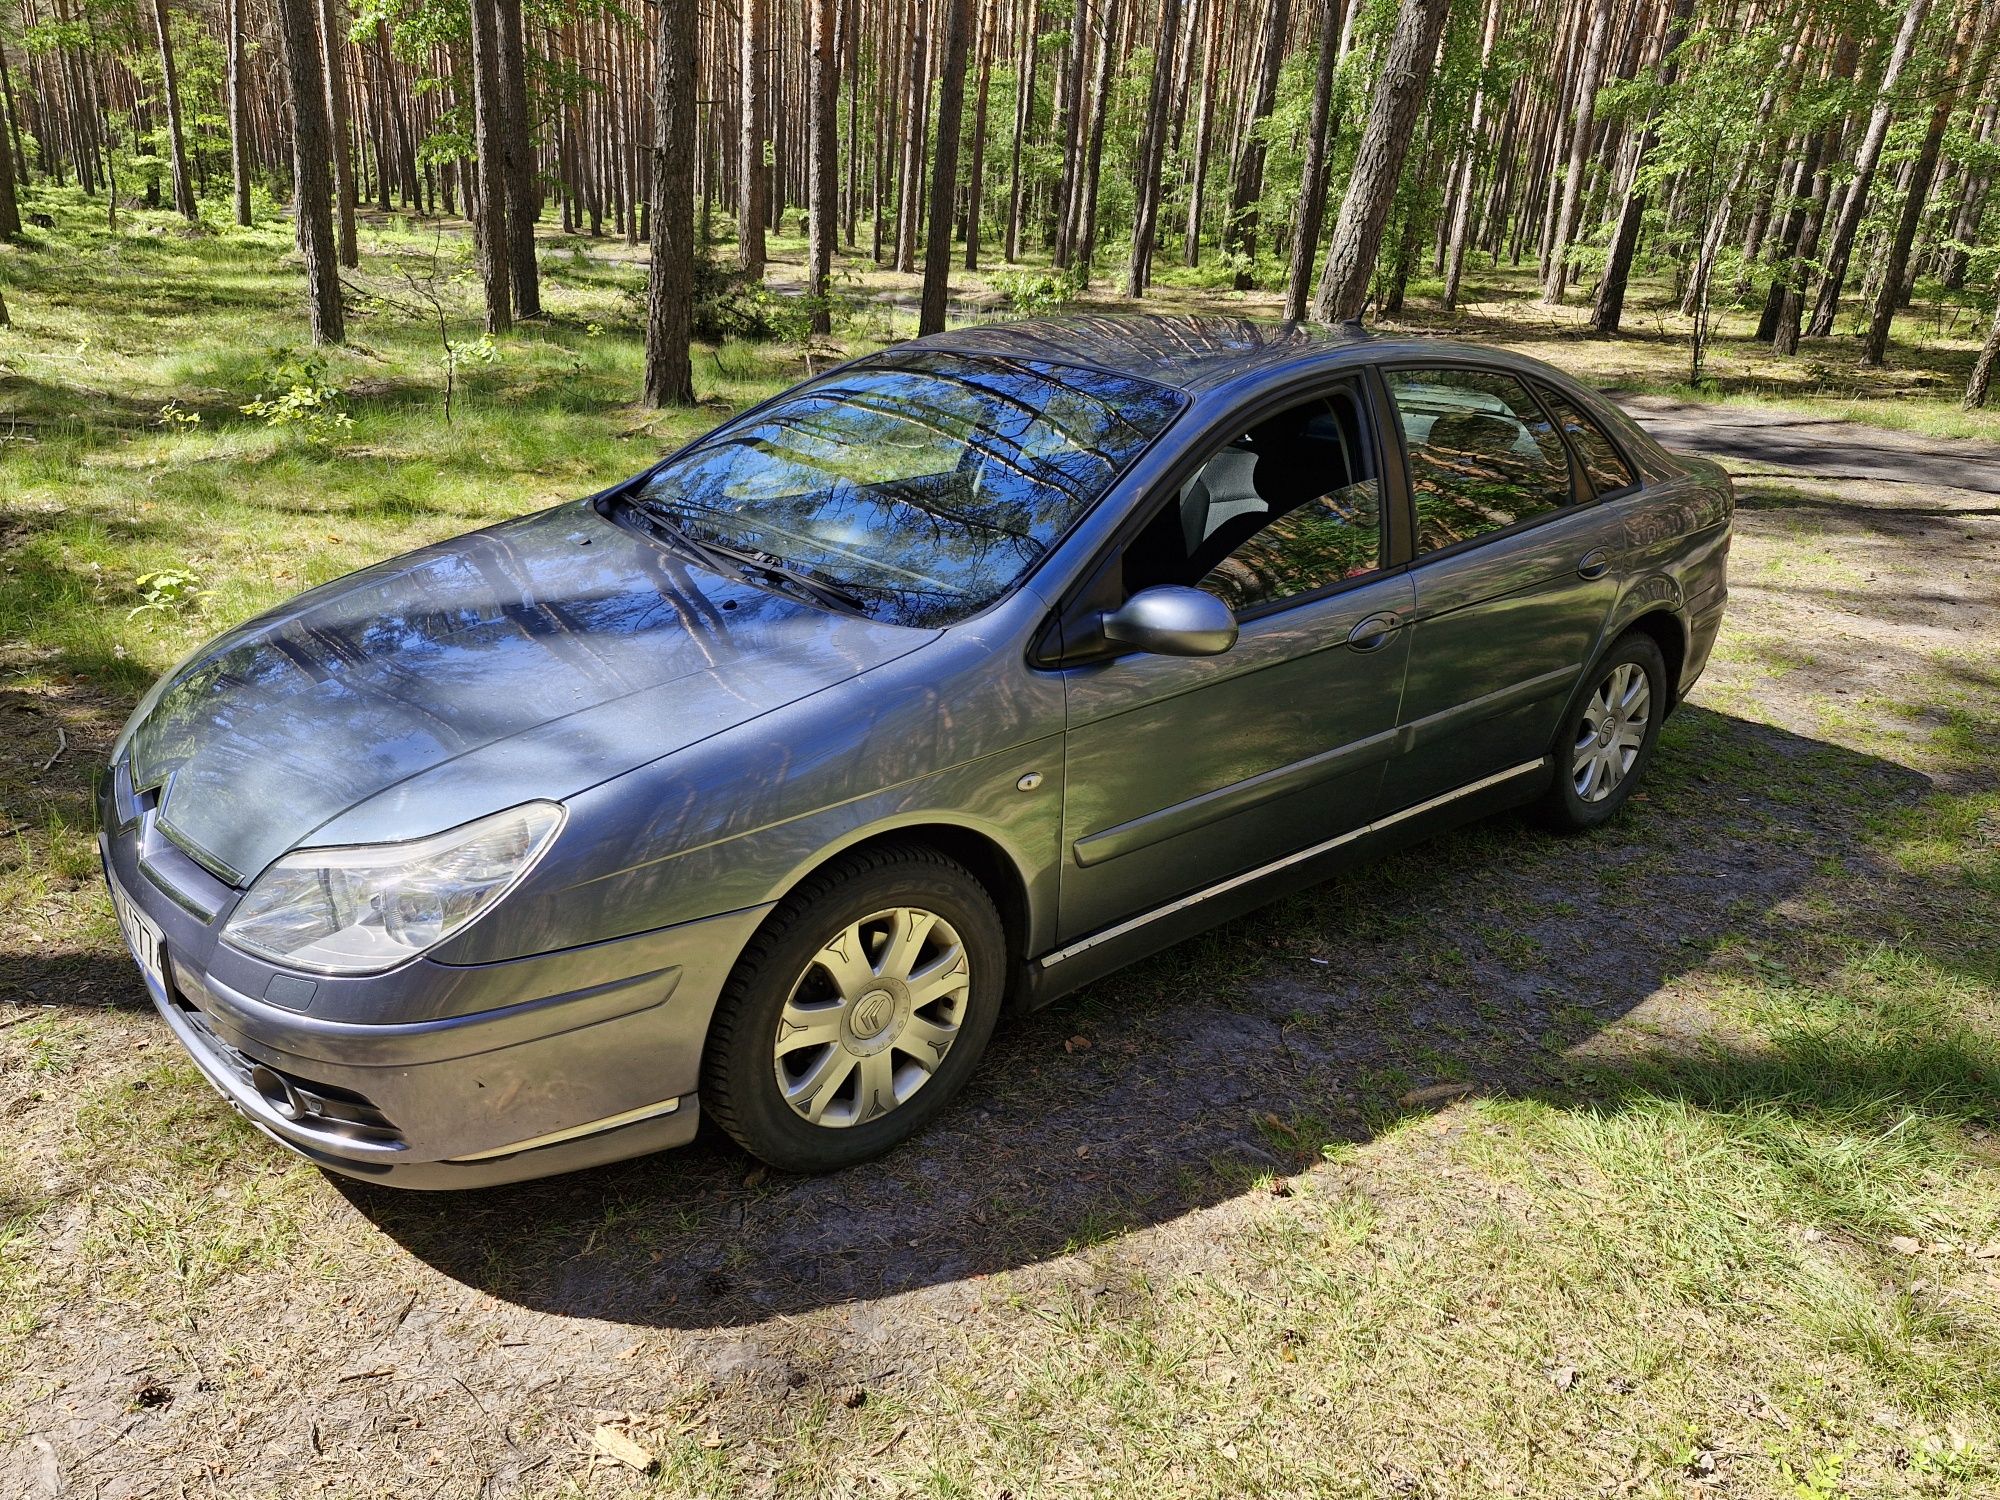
top-left (109, 874), bottom-right (168, 999)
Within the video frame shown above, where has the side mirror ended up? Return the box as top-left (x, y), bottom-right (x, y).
top-left (1098, 586), bottom-right (1239, 658)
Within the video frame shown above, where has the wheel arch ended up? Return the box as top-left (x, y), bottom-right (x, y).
top-left (753, 817), bottom-right (1040, 1008)
top-left (1618, 606), bottom-right (1689, 713)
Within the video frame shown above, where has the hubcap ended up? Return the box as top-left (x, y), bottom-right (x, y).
top-left (773, 907), bottom-right (971, 1128)
top-left (1572, 661), bottom-right (1651, 803)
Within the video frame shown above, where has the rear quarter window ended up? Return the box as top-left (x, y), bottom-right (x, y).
top-left (1539, 387), bottom-right (1637, 496)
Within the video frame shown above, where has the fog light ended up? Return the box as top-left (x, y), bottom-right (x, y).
top-left (249, 1064), bottom-right (305, 1121)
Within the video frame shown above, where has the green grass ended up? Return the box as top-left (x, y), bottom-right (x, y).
top-left (3, 191), bottom-right (1999, 1496)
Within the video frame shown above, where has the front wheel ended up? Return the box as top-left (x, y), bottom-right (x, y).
top-left (701, 844), bottom-right (1007, 1173)
top-left (1536, 632), bottom-right (1666, 832)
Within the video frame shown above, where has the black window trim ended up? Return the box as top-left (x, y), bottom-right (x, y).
top-left (1380, 357), bottom-right (1608, 571)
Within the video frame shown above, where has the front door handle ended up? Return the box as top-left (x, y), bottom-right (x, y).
top-left (1577, 549), bottom-right (1611, 580)
top-left (1347, 613), bottom-right (1401, 652)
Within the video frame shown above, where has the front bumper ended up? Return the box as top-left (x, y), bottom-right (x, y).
top-left (98, 764), bottom-right (771, 1188)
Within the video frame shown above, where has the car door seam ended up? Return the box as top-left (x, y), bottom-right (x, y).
top-left (1395, 664), bottom-right (1578, 753)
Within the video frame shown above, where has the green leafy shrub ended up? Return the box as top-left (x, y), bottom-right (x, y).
top-left (991, 268), bottom-right (1083, 317)
top-left (128, 568), bottom-right (213, 621)
top-left (621, 256), bottom-right (814, 344)
top-left (240, 350), bottom-right (354, 445)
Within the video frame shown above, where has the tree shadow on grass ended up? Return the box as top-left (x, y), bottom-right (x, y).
top-left (345, 705), bottom-right (1962, 1330)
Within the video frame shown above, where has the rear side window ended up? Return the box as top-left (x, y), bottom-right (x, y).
top-left (1540, 388), bottom-right (1636, 495)
top-left (1385, 368), bottom-right (1575, 554)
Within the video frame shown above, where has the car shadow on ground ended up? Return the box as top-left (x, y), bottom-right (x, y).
top-left (338, 704), bottom-right (1953, 1330)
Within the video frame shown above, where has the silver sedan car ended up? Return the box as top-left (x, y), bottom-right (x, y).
top-left (99, 316), bottom-right (1731, 1186)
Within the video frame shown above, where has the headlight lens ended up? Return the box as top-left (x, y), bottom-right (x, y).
top-left (222, 802), bottom-right (564, 974)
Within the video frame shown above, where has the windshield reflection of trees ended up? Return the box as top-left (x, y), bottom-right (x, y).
top-left (639, 354), bottom-right (1185, 627)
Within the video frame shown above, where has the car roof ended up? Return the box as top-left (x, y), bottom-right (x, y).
top-left (908, 314), bottom-right (1365, 394)
top-left (905, 313), bottom-right (1543, 396)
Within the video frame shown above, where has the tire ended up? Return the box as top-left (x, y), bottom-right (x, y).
top-left (700, 843), bottom-right (1008, 1173)
top-left (1535, 631), bottom-right (1667, 833)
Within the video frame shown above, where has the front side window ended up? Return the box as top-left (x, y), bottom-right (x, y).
top-left (1386, 367), bottom-right (1575, 554)
top-left (1539, 387), bottom-right (1636, 495)
top-left (1123, 385), bottom-right (1381, 613)
top-left (631, 351), bottom-right (1184, 626)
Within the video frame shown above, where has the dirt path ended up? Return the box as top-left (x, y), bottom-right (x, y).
top-left (1621, 393), bottom-right (2000, 499)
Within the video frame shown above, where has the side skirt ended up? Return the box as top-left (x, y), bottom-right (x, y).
top-left (1017, 757), bottom-right (1552, 1011)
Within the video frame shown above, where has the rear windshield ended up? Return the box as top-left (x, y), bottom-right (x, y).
top-left (631, 350), bottom-right (1185, 626)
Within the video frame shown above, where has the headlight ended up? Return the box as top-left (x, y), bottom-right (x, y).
top-left (222, 802), bottom-right (565, 974)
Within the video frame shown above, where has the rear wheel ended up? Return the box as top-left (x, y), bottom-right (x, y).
top-left (701, 844), bottom-right (1007, 1172)
top-left (1536, 632), bottom-right (1666, 832)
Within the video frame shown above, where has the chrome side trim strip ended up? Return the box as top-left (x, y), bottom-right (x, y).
top-left (445, 1096), bottom-right (682, 1162)
top-left (1039, 758), bottom-right (1547, 968)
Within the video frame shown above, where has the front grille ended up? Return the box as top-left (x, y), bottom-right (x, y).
top-left (169, 989), bottom-right (403, 1146)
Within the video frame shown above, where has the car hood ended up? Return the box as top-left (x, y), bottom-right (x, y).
top-left (122, 500), bottom-right (935, 885)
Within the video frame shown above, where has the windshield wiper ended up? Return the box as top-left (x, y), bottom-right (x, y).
top-left (620, 496), bottom-right (871, 616)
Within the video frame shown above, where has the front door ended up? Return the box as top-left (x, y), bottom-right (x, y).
top-left (1057, 383), bottom-right (1415, 943)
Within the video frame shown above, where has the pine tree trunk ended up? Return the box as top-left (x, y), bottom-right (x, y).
top-left (1222, 0), bottom-right (1289, 291)
top-left (1592, 0), bottom-right (1693, 332)
top-left (1126, 0), bottom-right (1182, 296)
top-left (150, 0), bottom-right (198, 220)
top-left (740, 0), bottom-right (768, 276)
top-left (1967, 292), bottom-right (2000, 408)
top-left (274, 0), bottom-right (346, 343)
top-left (647, 0), bottom-right (697, 406)
top-left (920, 0), bottom-right (973, 333)
top-left (1283, 0), bottom-right (1344, 320)
top-left (1941, 86), bottom-right (1997, 288)
top-left (810, 0), bottom-right (837, 331)
top-left (466, 0), bottom-right (514, 331)
top-left (317, 0), bottom-right (358, 264)
top-left (1312, 0), bottom-right (1451, 323)
top-left (1808, 0), bottom-right (1934, 338)
top-left (895, 0), bottom-right (930, 274)
top-left (0, 64), bottom-right (16, 239)
top-left (1863, 0), bottom-right (1986, 365)
top-left (495, 0), bottom-right (541, 315)
top-left (1542, 0), bottom-right (1613, 305)
top-left (1073, 0), bottom-right (1118, 278)
top-left (1181, 0), bottom-right (1221, 266)
top-left (1004, 0), bottom-right (1039, 262)
top-left (1769, 53), bottom-right (1855, 348)
top-left (1443, 0), bottom-right (1504, 310)
top-left (963, 0), bottom-right (994, 269)
top-left (765, 7), bottom-right (786, 233)
top-left (0, 34), bottom-right (25, 193)
top-left (1051, 0), bottom-right (1089, 260)
top-left (842, 0), bottom-right (859, 246)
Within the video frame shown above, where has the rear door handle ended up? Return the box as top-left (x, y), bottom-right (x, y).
top-left (1347, 613), bottom-right (1401, 652)
top-left (1577, 549), bottom-right (1611, 580)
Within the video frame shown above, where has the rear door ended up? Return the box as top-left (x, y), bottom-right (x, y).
top-left (1375, 363), bottom-right (1630, 812)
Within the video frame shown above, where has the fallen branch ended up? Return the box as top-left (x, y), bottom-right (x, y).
top-left (36, 726), bottom-right (65, 775)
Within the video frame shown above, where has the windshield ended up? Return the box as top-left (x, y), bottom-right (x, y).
top-left (630, 350), bottom-right (1185, 626)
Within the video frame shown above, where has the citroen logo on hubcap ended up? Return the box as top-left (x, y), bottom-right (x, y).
top-left (852, 989), bottom-right (895, 1040)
